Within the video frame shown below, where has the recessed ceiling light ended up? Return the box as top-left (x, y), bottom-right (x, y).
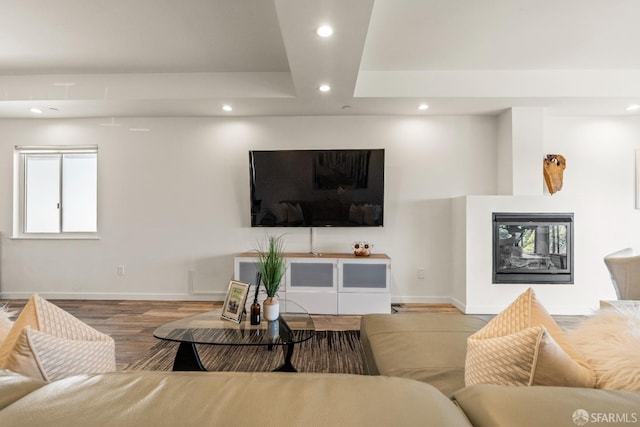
top-left (418, 103), bottom-right (429, 111)
top-left (316, 25), bottom-right (334, 37)
top-left (319, 84), bottom-right (331, 92)
top-left (29, 107), bottom-right (43, 114)
top-left (222, 105), bottom-right (233, 112)
top-left (129, 128), bottom-right (150, 132)
top-left (626, 104), bottom-right (640, 111)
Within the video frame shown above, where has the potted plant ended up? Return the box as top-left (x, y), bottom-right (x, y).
top-left (255, 234), bottom-right (286, 321)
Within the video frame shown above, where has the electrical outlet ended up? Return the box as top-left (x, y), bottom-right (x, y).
top-left (417, 267), bottom-right (425, 279)
top-left (117, 265), bottom-right (125, 276)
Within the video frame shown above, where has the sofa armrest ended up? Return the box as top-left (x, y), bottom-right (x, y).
top-left (0, 372), bottom-right (475, 427)
top-left (452, 384), bottom-right (640, 427)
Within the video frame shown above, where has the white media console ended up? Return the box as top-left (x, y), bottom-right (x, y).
top-left (234, 252), bottom-right (391, 315)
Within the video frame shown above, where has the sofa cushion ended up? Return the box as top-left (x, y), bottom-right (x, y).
top-left (452, 384), bottom-right (640, 427)
top-left (0, 298), bottom-right (39, 366)
top-left (0, 371), bottom-right (474, 427)
top-left (360, 313), bottom-right (487, 396)
top-left (465, 288), bottom-right (595, 388)
top-left (0, 369), bottom-right (46, 410)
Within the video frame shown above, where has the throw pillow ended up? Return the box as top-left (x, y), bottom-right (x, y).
top-left (0, 300), bottom-right (38, 366)
top-left (0, 294), bottom-right (116, 381)
top-left (465, 288), bottom-right (595, 388)
top-left (567, 307), bottom-right (640, 391)
top-left (0, 305), bottom-right (16, 347)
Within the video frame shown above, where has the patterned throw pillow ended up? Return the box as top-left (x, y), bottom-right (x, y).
top-left (465, 288), bottom-right (595, 388)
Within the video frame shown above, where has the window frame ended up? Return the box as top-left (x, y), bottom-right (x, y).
top-left (13, 145), bottom-right (99, 240)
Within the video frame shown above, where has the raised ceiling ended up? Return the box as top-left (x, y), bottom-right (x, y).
top-left (1, 0), bottom-right (639, 118)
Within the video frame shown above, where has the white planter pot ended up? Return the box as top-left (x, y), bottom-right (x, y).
top-left (263, 298), bottom-right (280, 321)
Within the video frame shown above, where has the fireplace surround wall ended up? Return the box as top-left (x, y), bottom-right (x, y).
top-left (492, 212), bottom-right (574, 284)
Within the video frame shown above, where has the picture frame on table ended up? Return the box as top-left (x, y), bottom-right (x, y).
top-left (221, 280), bottom-right (250, 323)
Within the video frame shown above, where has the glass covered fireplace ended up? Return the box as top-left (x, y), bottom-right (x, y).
top-left (493, 212), bottom-right (574, 284)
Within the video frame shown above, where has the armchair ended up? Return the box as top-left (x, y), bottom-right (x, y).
top-left (604, 248), bottom-right (640, 300)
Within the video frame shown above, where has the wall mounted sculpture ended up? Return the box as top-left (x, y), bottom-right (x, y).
top-left (543, 154), bottom-right (566, 195)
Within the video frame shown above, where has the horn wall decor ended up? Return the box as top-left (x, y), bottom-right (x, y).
top-left (543, 154), bottom-right (566, 195)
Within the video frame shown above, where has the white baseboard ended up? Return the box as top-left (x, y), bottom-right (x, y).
top-left (450, 297), bottom-right (466, 313)
top-left (390, 295), bottom-right (456, 305)
top-left (2, 292), bottom-right (457, 305)
top-left (0, 291), bottom-right (227, 301)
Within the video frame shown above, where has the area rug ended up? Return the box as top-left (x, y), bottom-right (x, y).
top-left (125, 330), bottom-right (364, 374)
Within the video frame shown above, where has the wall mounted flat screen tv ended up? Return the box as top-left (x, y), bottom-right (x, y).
top-left (250, 149), bottom-right (384, 227)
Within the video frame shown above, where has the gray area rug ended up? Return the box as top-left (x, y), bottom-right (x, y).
top-left (125, 330), bottom-right (364, 374)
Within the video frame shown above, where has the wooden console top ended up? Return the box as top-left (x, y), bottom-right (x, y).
top-left (236, 252), bottom-right (390, 260)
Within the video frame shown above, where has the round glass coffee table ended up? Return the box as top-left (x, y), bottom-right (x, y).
top-left (153, 299), bottom-right (315, 372)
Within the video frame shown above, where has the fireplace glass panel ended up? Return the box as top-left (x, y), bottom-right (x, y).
top-left (493, 213), bottom-right (573, 284)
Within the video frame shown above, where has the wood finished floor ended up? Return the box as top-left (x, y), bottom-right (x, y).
top-left (0, 299), bottom-right (387, 369)
top-left (0, 299), bottom-right (581, 370)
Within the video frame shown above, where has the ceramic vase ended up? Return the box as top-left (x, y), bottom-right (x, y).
top-left (263, 297), bottom-right (280, 321)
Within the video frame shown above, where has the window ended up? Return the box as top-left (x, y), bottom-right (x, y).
top-left (14, 146), bottom-right (98, 238)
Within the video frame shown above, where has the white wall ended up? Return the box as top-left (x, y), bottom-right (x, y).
top-left (496, 109), bottom-right (513, 195)
top-left (456, 115), bottom-right (640, 314)
top-left (0, 115), bottom-right (497, 301)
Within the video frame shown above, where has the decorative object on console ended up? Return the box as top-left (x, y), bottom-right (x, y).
top-left (352, 241), bottom-right (373, 256)
top-left (221, 281), bottom-right (250, 323)
top-left (567, 306), bottom-right (640, 391)
top-left (465, 288), bottom-right (595, 388)
top-left (255, 234), bottom-right (286, 321)
top-left (543, 154), bottom-right (566, 194)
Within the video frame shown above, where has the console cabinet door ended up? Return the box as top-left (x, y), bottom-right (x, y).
top-left (338, 258), bottom-right (390, 292)
top-left (285, 258), bottom-right (338, 314)
top-left (234, 257), bottom-right (285, 302)
top-left (286, 258), bottom-right (338, 291)
top-left (338, 258), bottom-right (391, 315)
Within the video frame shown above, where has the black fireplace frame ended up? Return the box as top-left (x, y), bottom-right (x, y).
top-left (492, 212), bottom-right (574, 284)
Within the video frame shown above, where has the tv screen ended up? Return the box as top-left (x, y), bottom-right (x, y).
top-left (250, 149), bottom-right (384, 227)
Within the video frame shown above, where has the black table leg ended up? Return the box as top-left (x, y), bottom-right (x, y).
top-left (273, 342), bottom-right (297, 372)
top-left (172, 341), bottom-right (206, 371)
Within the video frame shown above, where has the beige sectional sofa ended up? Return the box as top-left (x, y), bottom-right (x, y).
top-left (0, 369), bottom-right (473, 426)
top-left (1, 308), bottom-right (639, 426)
top-left (360, 312), bottom-right (640, 427)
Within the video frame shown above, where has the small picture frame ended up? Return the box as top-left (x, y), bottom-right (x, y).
top-left (221, 280), bottom-right (250, 323)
